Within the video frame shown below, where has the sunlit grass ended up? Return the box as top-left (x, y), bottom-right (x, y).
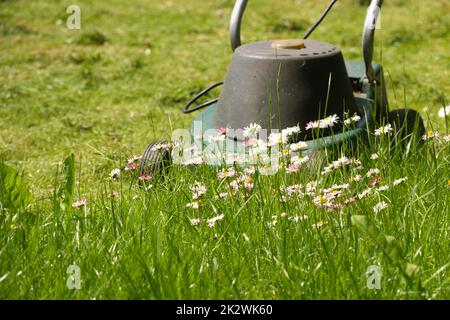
top-left (0, 0), bottom-right (449, 299)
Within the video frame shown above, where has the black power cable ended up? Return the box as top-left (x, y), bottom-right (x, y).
top-left (303, 0), bottom-right (339, 39)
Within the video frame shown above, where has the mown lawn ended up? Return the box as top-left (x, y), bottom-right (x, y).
top-left (0, 0), bottom-right (449, 299)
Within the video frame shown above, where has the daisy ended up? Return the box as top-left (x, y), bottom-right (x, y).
top-left (370, 153), bottom-right (379, 160)
top-left (268, 132), bottom-right (284, 146)
top-left (183, 157), bottom-right (203, 166)
top-left (243, 123), bottom-right (262, 138)
top-left (344, 113), bottom-right (361, 125)
top-left (313, 195), bottom-right (331, 207)
top-left (229, 180), bottom-right (240, 194)
top-left (376, 185), bottom-right (390, 192)
top-left (357, 188), bottom-right (373, 199)
top-left (290, 141), bottom-right (308, 152)
top-left (321, 165), bottom-right (333, 175)
top-left (243, 138), bottom-right (261, 148)
top-left (151, 143), bottom-right (171, 151)
top-left (331, 156), bottom-right (350, 169)
top-left (190, 218), bottom-right (202, 226)
top-left (186, 201), bottom-right (200, 209)
top-left (291, 155), bottom-right (309, 165)
top-left (281, 125), bottom-right (301, 140)
top-left (374, 123), bottom-right (393, 136)
top-left (366, 168), bottom-right (380, 177)
top-left (393, 177), bottom-right (408, 186)
top-left (420, 130), bottom-right (439, 141)
top-left (110, 191), bottom-right (120, 198)
top-left (278, 149), bottom-right (290, 158)
top-left (344, 197), bottom-right (356, 205)
top-left (305, 120), bottom-right (320, 130)
top-left (319, 114), bottom-right (339, 128)
top-left (351, 114), bottom-right (361, 122)
top-left (225, 153), bottom-right (245, 166)
top-left (280, 184), bottom-right (304, 201)
top-left (72, 199), bottom-right (87, 208)
top-left (217, 167), bottom-right (237, 179)
top-left (124, 162), bottom-right (139, 171)
top-left (369, 177), bottom-right (381, 187)
top-left (243, 167), bottom-right (256, 175)
top-left (289, 215), bottom-right (308, 222)
top-left (306, 181), bottom-right (317, 194)
top-left (138, 173), bottom-right (152, 181)
top-left (207, 214), bottom-right (224, 228)
top-left (373, 201), bottom-right (388, 213)
top-left (331, 183), bottom-right (350, 190)
top-left (286, 163), bottom-right (300, 174)
top-left (215, 192), bottom-right (229, 199)
top-left (207, 134), bottom-right (226, 143)
top-left (190, 182), bottom-right (207, 200)
top-left (127, 155), bottom-right (142, 164)
top-left (110, 168), bottom-right (120, 180)
top-left (312, 221), bottom-right (326, 229)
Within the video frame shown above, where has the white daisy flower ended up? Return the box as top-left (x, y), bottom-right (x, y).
top-left (286, 163), bottom-right (300, 174)
top-left (366, 168), bottom-right (380, 177)
top-left (319, 114), bottom-right (339, 128)
top-left (305, 120), bottom-right (320, 130)
top-left (306, 181), bottom-right (317, 194)
top-left (281, 125), bottom-right (301, 140)
top-left (190, 182), bottom-right (207, 200)
top-left (225, 153), bottom-right (245, 166)
top-left (207, 214), bottom-right (224, 228)
top-left (243, 167), bottom-right (256, 175)
top-left (357, 188), bottom-right (372, 199)
top-left (184, 157), bottom-right (203, 166)
top-left (374, 124), bottom-right (393, 136)
top-left (151, 143), bottom-right (169, 151)
top-left (289, 215), bottom-right (308, 222)
top-left (207, 134), bottom-right (226, 143)
top-left (268, 132), bottom-right (284, 146)
top-left (376, 185), bottom-right (390, 192)
top-left (186, 201), bottom-right (200, 209)
top-left (393, 177), bottom-right (408, 186)
top-left (217, 167), bottom-right (237, 179)
top-left (243, 123), bottom-right (262, 138)
top-left (127, 155), bottom-right (143, 163)
top-left (110, 168), bottom-right (121, 180)
top-left (190, 218), bottom-right (202, 226)
top-left (373, 201), bottom-right (388, 213)
top-left (290, 141), bottom-right (308, 152)
top-left (370, 153), bottom-right (379, 160)
top-left (344, 113), bottom-right (361, 125)
top-left (312, 221), bottom-right (326, 229)
top-left (72, 199), bottom-right (87, 208)
top-left (291, 155), bottom-right (310, 165)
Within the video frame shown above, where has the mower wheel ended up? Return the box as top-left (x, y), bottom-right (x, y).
top-left (387, 108), bottom-right (426, 146)
top-left (140, 141), bottom-right (171, 177)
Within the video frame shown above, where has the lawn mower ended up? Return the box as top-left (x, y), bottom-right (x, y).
top-left (140, 0), bottom-right (425, 175)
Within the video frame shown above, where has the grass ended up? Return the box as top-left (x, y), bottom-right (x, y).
top-left (0, 0), bottom-right (449, 299)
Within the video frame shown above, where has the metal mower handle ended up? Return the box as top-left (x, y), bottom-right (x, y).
top-left (230, 0), bottom-right (384, 83)
top-left (362, 0), bottom-right (383, 83)
top-left (230, 0), bottom-right (248, 52)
